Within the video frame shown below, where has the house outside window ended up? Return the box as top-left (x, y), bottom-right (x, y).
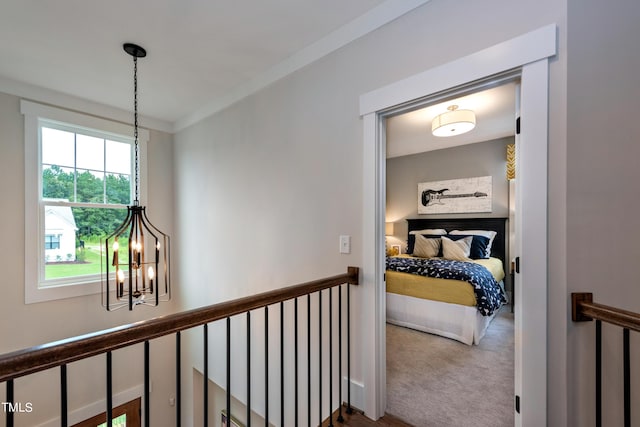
top-left (45, 234), bottom-right (61, 251)
top-left (22, 101), bottom-right (149, 304)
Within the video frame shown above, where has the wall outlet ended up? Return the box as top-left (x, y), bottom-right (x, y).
top-left (339, 235), bottom-right (351, 254)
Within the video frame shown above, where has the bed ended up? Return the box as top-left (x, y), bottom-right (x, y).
top-left (386, 217), bottom-right (508, 345)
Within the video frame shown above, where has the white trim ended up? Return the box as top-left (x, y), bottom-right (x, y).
top-left (22, 101), bottom-right (149, 304)
top-left (516, 59), bottom-right (549, 425)
top-left (174, 0), bottom-right (432, 132)
top-left (20, 100), bottom-right (149, 143)
top-left (1, 75), bottom-right (173, 133)
top-left (360, 24), bottom-right (556, 421)
top-left (360, 111), bottom-right (387, 417)
top-left (343, 377), bottom-right (366, 413)
top-left (359, 23), bottom-right (557, 116)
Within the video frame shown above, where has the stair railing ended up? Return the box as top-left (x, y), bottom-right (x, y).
top-left (0, 266), bottom-right (359, 427)
top-left (572, 292), bottom-right (640, 427)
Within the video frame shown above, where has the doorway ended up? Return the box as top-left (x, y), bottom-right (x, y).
top-left (382, 79), bottom-right (518, 425)
top-left (359, 24), bottom-right (556, 426)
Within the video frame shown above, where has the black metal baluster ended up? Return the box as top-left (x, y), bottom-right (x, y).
top-left (346, 284), bottom-right (352, 414)
top-left (247, 311), bottom-right (251, 427)
top-left (176, 331), bottom-right (182, 427)
top-left (328, 287), bottom-right (334, 427)
top-left (61, 364), bottom-right (68, 427)
top-left (318, 291), bottom-right (322, 427)
top-left (107, 352), bottom-right (113, 427)
top-left (144, 340), bottom-right (150, 427)
top-left (623, 328), bottom-right (630, 427)
top-left (227, 317), bottom-right (231, 425)
top-left (204, 324), bottom-right (209, 427)
top-left (595, 320), bottom-right (601, 427)
top-left (265, 307), bottom-right (269, 427)
top-left (295, 297), bottom-right (299, 426)
top-left (280, 301), bottom-right (285, 427)
top-left (337, 285), bottom-right (344, 423)
top-left (307, 294), bottom-right (311, 427)
top-left (6, 379), bottom-right (13, 427)
top-left (227, 317), bottom-right (231, 427)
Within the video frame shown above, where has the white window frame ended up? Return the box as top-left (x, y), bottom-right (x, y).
top-left (22, 100), bottom-right (149, 304)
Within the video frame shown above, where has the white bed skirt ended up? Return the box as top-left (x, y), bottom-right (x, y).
top-left (386, 292), bottom-right (497, 345)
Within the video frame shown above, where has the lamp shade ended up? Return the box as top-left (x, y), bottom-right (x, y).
top-left (385, 222), bottom-right (395, 236)
top-left (432, 105), bottom-right (476, 137)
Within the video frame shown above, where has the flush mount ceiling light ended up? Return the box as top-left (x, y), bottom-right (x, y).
top-left (431, 105), bottom-right (476, 137)
top-left (102, 43), bottom-right (171, 311)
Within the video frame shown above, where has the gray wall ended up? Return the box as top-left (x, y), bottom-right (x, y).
top-left (174, 0), bottom-right (567, 424)
top-left (567, 1), bottom-right (640, 426)
top-left (386, 138), bottom-right (513, 292)
top-left (386, 138), bottom-right (512, 241)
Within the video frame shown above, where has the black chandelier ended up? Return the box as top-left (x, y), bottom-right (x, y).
top-left (101, 43), bottom-right (171, 311)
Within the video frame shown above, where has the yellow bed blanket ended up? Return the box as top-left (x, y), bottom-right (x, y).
top-left (386, 255), bottom-right (505, 307)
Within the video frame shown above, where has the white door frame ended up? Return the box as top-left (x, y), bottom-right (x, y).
top-left (359, 24), bottom-right (557, 426)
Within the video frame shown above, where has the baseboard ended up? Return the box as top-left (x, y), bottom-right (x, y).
top-left (342, 376), bottom-right (365, 411)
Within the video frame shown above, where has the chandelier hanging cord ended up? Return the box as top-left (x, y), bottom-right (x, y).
top-left (133, 54), bottom-right (139, 204)
top-left (123, 42), bottom-right (146, 205)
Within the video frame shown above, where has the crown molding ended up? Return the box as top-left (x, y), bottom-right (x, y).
top-left (173, 0), bottom-right (432, 132)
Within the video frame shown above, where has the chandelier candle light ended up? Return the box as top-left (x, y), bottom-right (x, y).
top-left (102, 43), bottom-right (171, 311)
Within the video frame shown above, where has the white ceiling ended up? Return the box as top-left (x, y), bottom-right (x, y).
top-left (386, 82), bottom-right (517, 158)
top-left (0, 0), bottom-right (436, 131)
top-left (0, 0), bottom-right (514, 141)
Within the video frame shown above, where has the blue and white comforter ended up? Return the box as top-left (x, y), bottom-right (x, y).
top-left (385, 257), bottom-right (506, 316)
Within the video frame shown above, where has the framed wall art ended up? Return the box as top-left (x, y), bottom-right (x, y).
top-left (418, 176), bottom-right (492, 214)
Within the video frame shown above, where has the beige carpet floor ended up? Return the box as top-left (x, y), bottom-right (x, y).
top-left (385, 307), bottom-right (514, 427)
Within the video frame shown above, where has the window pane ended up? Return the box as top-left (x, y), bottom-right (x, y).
top-left (42, 127), bottom-right (74, 167)
top-left (44, 206), bottom-right (128, 281)
top-left (106, 140), bottom-right (131, 175)
top-left (76, 134), bottom-right (105, 171)
top-left (76, 169), bottom-right (105, 203)
top-left (97, 414), bottom-right (127, 427)
top-left (42, 165), bottom-right (74, 200)
top-left (106, 173), bottom-right (131, 205)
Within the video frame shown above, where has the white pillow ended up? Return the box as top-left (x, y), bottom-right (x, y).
top-left (413, 234), bottom-right (441, 258)
top-left (409, 228), bottom-right (447, 235)
top-left (449, 229), bottom-right (497, 257)
top-left (442, 236), bottom-right (472, 261)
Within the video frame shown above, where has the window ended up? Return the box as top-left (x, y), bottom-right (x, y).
top-left (41, 122), bottom-right (133, 282)
top-left (71, 398), bottom-right (141, 427)
top-left (22, 101), bottom-right (149, 303)
top-left (45, 234), bottom-right (61, 250)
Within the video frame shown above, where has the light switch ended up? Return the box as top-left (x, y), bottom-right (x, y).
top-left (339, 235), bottom-right (351, 254)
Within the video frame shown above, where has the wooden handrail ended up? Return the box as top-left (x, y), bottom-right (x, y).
top-left (0, 266), bottom-right (359, 383)
top-left (572, 292), bottom-right (640, 333)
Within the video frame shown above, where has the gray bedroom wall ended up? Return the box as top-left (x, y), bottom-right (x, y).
top-left (386, 137), bottom-right (513, 243)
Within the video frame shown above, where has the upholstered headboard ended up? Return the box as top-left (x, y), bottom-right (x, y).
top-left (406, 217), bottom-right (508, 265)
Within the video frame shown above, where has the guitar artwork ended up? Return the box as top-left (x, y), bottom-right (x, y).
top-left (421, 188), bottom-right (488, 206)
